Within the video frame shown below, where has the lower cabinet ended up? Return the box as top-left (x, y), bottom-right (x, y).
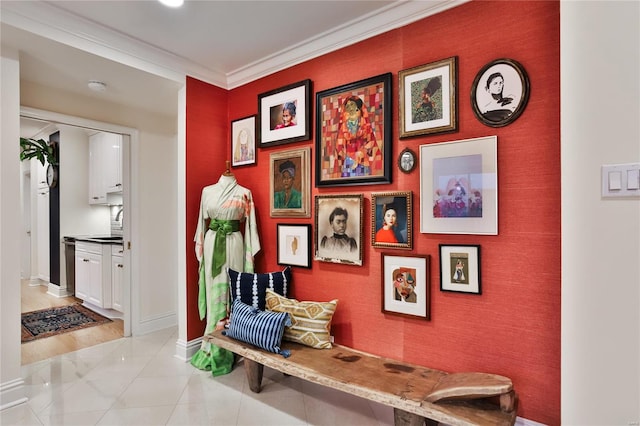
top-left (75, 242), bottom-right (113, 309)
top-left (111, 245), bottom-right (124, 313)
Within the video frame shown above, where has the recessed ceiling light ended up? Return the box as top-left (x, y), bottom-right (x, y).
top-left (87, 80), bottom-right (107, 92)
top-left (158, 0), bottom-right (183, 7)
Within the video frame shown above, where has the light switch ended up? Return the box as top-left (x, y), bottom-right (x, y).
top-left (627, 170), bottom-right (640, 190)
top-left (608, 171), bottom-right (622, 190)
top-left (602, 163), bottom-right (640, 198)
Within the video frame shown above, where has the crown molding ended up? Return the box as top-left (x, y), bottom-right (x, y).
top-left (1, 0), bottom-right (468, 90)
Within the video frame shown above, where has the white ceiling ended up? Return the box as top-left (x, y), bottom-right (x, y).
top-left (1, 0), bottom-right (465, 135)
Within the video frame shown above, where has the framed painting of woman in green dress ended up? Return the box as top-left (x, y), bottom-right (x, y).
top-left (270, 147), bottom-right (311, 218)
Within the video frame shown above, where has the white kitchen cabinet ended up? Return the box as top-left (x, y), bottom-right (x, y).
top-left (89, 132), bottom-right (122, 205)
top-left (111, 245), bottom-right (124, 313)
top-left (75, 242), bottom-right (112, 309)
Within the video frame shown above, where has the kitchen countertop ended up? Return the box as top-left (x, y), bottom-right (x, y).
top-left (64, 235), bottom-right (123, 245)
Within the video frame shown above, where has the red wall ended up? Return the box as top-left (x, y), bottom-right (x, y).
top-left (186, 1), bottom-right (560, 424)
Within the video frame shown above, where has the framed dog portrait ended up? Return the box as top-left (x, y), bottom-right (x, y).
top-left (471, 58), bottom-right (530, 128)
top-left (270, 147), bottom-right (311, 218)
top-left (439, 244), bottom-right (481, 294)
top-left (371, 191), bottom-right (412, 250)
top-left (314, 194), bottom-right (363, 266)
top-left (258, 79), bottom-right (312, 147)
top-left (315, 73), bottom-right (392, 187)
top-left (381, 254), bottom-right (430, 320)
top-left (231, 115), bottom-right (257, 167)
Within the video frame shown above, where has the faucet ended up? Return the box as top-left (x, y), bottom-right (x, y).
top-left (115, 207), bottom-right (124, 222)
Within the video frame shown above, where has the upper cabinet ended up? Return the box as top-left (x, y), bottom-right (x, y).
top-left (89, 132), bottom-right (123, 205)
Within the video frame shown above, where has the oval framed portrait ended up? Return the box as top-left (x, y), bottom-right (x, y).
top-left (398, 148), bottom-right (417, 174)
top-left (471, 58), bottom-right (530, 128)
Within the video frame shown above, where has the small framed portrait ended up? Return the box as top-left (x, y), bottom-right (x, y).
top-left (439, 244), bottom-right (481, 294)
top-left (258, 79), bottom-right (312, 147)
top-left (471, 58), bottom-right (530, 128)
top-left (231, 115), bottom-right (257, 167)
top-left (277, 224), bottom-right (312, 269)
top-left (314, 194), bottom-right (363, 266)
top-left (371, 191), bottom-right (412, 250)
top-left (381, 254), bottom-right (430, 320)
top-left (315, 73), bottom-right (392, 187)
top-left (398, 147), bottom-right (417, 174)
top-left (270, 147), bottom-right (311, 218)
top-left (399, 56), bottom-right (457, 138)
top-left (420, 136), bottom-right (498, 235)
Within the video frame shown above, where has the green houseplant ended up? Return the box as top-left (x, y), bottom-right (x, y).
top-left (20, 137), bottom-right (59, 187)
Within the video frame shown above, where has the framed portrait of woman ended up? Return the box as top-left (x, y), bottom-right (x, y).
top-left (258, 79), bottom-right (312, 147)
top-left (471, 58), bottom-right (530, 128)
top-left (230, 115), bottom-right (257, 167)
top-left (269, 147), bottom-right (311, 218)
top-left (371, 191), bottom-right (412, 249)
top-left (314, 194), bottom-right (363, 265)
top-left (315, 73), bottom-right (392, 187)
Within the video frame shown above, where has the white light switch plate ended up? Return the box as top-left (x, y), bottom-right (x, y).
top-left (602, 163), bottom-right (640, 198)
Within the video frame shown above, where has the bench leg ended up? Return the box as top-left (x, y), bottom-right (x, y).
top-left (244, 359), bottom-right (264, 393)
top-left (500, 390), bottom-right (516, 412)
top-left (393, 408), bottom-right (429, 426)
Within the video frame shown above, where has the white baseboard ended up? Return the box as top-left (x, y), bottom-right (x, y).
top-left (47, 283), bottom-right (71, 298)
top-left (0, 378), bottom-right (27, 412)
top-left (135, 311), bottom-right (178, 336)
top-left (516, 416), bottom-right (547, 426)
top-left (174, 336), bottom-right (202, 362)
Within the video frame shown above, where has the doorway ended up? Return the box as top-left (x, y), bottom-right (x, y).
top-left (19, 107), bottom-right (134, 363)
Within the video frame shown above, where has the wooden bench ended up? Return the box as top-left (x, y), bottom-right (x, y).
top-left (206, 330), bottom-right (517, 426)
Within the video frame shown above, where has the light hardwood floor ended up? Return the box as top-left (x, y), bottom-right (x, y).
top-left (21, 280), bottom-right (123, 365)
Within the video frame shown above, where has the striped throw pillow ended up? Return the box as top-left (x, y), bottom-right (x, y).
top-left (228, 267), bottom-right (291, 311)
top-left (265, 289), bottom-right (338, 349)
top-left (223, 299), bottom-right (291, 357)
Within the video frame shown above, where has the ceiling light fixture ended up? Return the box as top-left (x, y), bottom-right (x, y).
top-left (87, 80), bottom-right (107, 92)
top-left (158, 0), bottom-right (184, 7)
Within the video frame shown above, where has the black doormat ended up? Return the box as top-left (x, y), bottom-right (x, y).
top-left (21, 304), bottom-right (112, 343)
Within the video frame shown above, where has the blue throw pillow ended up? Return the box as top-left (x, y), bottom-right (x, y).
top-left (228, 266), bottom-right (291, 311)
top-left (223, 299), bottom-right (291, 357)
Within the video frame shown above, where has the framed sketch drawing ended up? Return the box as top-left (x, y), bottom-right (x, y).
top-left (314, 194), bottom-right (363, 265)
top-left (277, 224), bottom-right (312, 269)
top-left (258, 79), bottom-right (312, 147)
top-left (231, 115), bottom-right (257, 167)
top-left (439, 244), bottom-right (481, 294)
top-left (471, 58), bottom-right (530, 128)
top-left (399, 56), bottom-right (457, 138)
top-left (420, 136), bottom-right (498, 235)
top-left (315, 73), bottom-right (392, 187)
top-left (270, 147), bottom-right (311, 218)
top-left (381, 254), bottom-right (430, 320)
top-left (371, 191), bottom-right (412, 250)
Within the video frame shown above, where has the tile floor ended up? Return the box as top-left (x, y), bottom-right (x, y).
top-left (2, 326), bottom-right (395, 426)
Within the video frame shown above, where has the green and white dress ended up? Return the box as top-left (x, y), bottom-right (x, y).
top-left (191, 174), bottom-right (261, 375)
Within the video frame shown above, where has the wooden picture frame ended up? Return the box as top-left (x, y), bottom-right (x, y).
top-left (269, 147), bottom-right (311, 218)
top-left (381, 253), bottom-right (430, 320)
top-left (231, 115), bottom-right (257, 167)
top-left (471, 58), bottom-right (530, 128)
top-left (277, 224), bottom-right (312, 269)
top-left (398, 147), bottom-right (417, 174)
top-left (371, 191), bottom-right (412, 250)
top-left (439, 244), bottom-right (481, 294)
top-left (315, 73), bottom-right (392, 187)
top-left (420, 136), bottom-right (498, 235)
top-left (314, 194), bottom-right (363, 265)
top-left (258, 79), bottom-right (312, 147)
top-left (399, 56), bottom-right (457, 138)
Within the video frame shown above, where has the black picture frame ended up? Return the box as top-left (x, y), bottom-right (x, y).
top-left (439, 244), bottom-right (481, 294)
top-left (258, 79), bottom-right (312, 147)
top-left (471, 58), bottom-right (530, 128)
top-left (315, 73), bottom-right (392, 187)
top-left (277, 224), bottom-right (312, 269)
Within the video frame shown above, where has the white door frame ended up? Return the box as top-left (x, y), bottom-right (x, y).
top-left (20, 106), bottom-right (136, 337)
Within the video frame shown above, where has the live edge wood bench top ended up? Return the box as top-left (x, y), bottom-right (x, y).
top-left (206, 330), bottom-right (517, 426)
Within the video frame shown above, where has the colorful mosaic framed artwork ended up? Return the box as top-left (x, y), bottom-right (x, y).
top-left (315, 73), bottom-right (392, 187)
